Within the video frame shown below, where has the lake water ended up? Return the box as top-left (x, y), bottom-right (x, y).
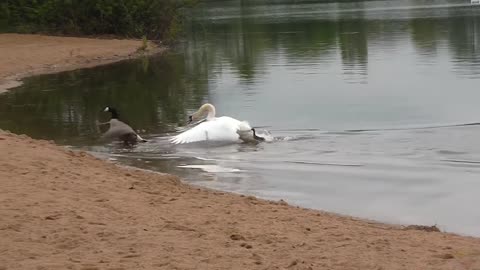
top-left (1, 0), bottom-right (480, 236)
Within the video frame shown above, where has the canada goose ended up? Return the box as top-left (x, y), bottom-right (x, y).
top-left (99, 106), bottom-right (146, 145)
top-left (251, 128), bottom-right (266, 141)
top-left (170, 103), bottom-right (256, 144)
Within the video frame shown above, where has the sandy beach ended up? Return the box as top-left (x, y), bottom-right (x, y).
top-left (1, 34), bottom-right (480, 270)
top-left (0, 34), bottom-right (163, 93)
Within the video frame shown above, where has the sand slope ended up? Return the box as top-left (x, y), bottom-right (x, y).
top-left (0, 34), bottom-right (163, 92)
top-left (1, 130), bottom-right (480, 270)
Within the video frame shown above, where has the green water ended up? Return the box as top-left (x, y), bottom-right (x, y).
top-left (1, 0), bottom-right (480, 236)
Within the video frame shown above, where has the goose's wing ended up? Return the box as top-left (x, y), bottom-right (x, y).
top-left (101, 119), bottom-right (137, 140)
top-left (171, 117), bottom-right (242, 144)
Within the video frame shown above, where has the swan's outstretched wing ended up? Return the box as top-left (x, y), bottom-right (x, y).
top-left (171, 117), bottom-right (245, 144)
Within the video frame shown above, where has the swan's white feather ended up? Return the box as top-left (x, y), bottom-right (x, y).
top-left (171, 116), bottom-right (251, 144)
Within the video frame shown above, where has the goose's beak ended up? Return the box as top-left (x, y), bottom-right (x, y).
top-left (187, 115), bottom-right (193, 124)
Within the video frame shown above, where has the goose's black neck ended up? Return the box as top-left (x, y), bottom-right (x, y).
top-left (252, 128), bottom-right (265, 141)
top-left (109, 108), bottom-right (119, 119)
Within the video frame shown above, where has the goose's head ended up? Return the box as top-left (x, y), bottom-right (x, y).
top-left (188, 103), bottom-right (216, 123)
top-left (102, 106), bottom-right (119, 119)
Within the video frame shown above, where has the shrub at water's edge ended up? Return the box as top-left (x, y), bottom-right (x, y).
top-left (1, 0), bottom-right (197, 42)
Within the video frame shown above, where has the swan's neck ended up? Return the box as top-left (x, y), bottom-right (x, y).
top-left (202, 103), bottom-right (216, 120)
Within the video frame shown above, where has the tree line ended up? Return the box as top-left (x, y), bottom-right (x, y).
top-left (0, 0), bottom-right (197, 41)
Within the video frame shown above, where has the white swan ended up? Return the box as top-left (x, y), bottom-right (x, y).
top-left (170, 103), bottom-right (255, 144)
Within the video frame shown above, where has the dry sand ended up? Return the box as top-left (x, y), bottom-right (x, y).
top-left (1, 133), bottom-right (480, 270)
top-left (1, 34), bottom-right (480, 270)
top-left (0, 33), bottom-right (163, 93)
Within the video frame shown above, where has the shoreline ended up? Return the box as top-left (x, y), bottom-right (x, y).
top-left (0, 33), bottom-right (165, 93)
top-left (1, 130), bottom-right (480, 269)
top-left (1, 34), bottom-right (480, 269)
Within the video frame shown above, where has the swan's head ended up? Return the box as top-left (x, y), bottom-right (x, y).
top-left (189, 103), bottom-right (216, 123)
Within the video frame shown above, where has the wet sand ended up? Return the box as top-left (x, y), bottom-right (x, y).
top-left (0, 33), bottom-right (164, 93)
top-left (1, 34), bottom-right (480, 270)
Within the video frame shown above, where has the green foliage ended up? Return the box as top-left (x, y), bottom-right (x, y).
top-left (137, 35), bottom-right (149, 52)
top-left (2, 0), bottom-right (197, 41)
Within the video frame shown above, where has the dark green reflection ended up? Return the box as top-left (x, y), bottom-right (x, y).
top-left (1, 0), bottom-right (480, 146)
top-left (447, 15), bottom-right (480, 77)
top-left (186, 0), bottom-right (480, 82)
top-left (0, 54), bottom-right (209, 145)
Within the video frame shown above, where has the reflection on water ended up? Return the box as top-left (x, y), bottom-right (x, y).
top-left (189, 0), bottom-right (480, 83)
top-left (0, 55), bottom-right (209, 144)
top-left (1, 0), bottom-right (480, 236)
